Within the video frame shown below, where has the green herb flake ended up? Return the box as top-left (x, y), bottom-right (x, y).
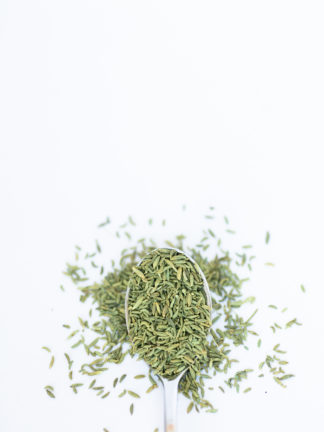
top-left (243, 387), bottom-right (252, 393)
top-left (51, 208), bottom-right (302, 416)
top-left (45, 389), bottom-right (55, 398)
top-left (128, 390), bottom-right (140, 399)
top-left (130, 403), bottom-right (134, 415)
top-left (118, 389), bottom-right (126, 398)
top-left (146, 384), bottom-right (157, 394)
top-left (119, 374), bottom-right (127, 383)
top-left (98, 217), bottom-right (111, 228)
top-left (187, 401), bottom-right (194, 413)
top-left (49, 356), bottom-right (55, 369)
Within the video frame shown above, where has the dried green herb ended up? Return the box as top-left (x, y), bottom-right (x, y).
top-left (47, 210), bottom-right (302, 419)
top-left (128, 390), bottom-right (140, 399)
top-left (130, 403), bottom-right (134, 415)
top-left (286, 318), bottom-right (302, 328)
top-left (187, 401), bottom-right (194, 413)
top-left (44, 385), bottom-right (54, 391)
top-left (64, 353), bottom-right (73, 370)
top-left (49, 355), bottom-right (55, 369)
top-left (146, 384), bottom-right (157, 393)
top-left (45, 388), bottom-right (55, 398)
top-left (127, 248), bottom-right (211, 380)
top-left (119, 374), bottom-right (127, 383)
top-left (98, 217), bottom-right (110, 228)
top-left (70, 383), bottom-right (83, 394)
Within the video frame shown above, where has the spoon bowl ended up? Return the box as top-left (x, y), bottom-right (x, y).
top-left (125, 247), bottom-right (212, 432)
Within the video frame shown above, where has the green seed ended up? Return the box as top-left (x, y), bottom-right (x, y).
top-left (46, 389), bottom-right (55, 398)
top-left (146, 384), bottom-right (157, 394)
top-left (49, 356), bottom-right (55, 369)
top-left (130, 403), bottom-right (134, 415)
top-left (64, 353), bottom-right (73, 369)
top-left (54, 210), bottom-right (301, 415)
top-left (187, 401), bottom-right (194, 413)
top-left (98, 217), bottom-right (110, 228)
top-left (119, 374), bottom-right (127, 383)
top-left (128, 390), bottom-right (140, 399)
top-left (127, 248), bottom-right (210, 380)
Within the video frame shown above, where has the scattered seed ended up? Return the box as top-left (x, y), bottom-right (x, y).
top-left (128, 390), bottom-right (140, 399)
top-left (187, 401), bottom-right (194, 413)
top-left (49, 356), bottom-right (55, 369)
top-left (119, 374), bottom-right (127, 383)
top-left (45, 389), bottom-right (55, 398)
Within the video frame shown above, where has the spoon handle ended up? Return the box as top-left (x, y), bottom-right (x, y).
top-left (162, 376), bottom-right (181, 432)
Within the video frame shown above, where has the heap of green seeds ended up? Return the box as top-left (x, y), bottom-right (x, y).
top-left (44, 211), bottom-right (302, 424)
top-left (127, 248), bottom-right (211, 379)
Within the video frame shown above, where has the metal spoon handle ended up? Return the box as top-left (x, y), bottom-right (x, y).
top-left (162, 375), bottom-right (182, 432)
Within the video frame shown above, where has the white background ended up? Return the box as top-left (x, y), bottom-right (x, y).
top-left (1, 1), bottom-right (324, 431)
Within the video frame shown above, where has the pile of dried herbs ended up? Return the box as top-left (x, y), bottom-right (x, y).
top-left (127, 248), bottom-right (211, 379)
top-left (44, 210), bottom-right (302, 421)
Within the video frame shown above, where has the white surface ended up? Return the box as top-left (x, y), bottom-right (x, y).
top-left (1, 1), bottom-right (324, 431)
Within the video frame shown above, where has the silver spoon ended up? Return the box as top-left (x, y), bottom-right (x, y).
top-left (125, 247), bottom-right (212, 432)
